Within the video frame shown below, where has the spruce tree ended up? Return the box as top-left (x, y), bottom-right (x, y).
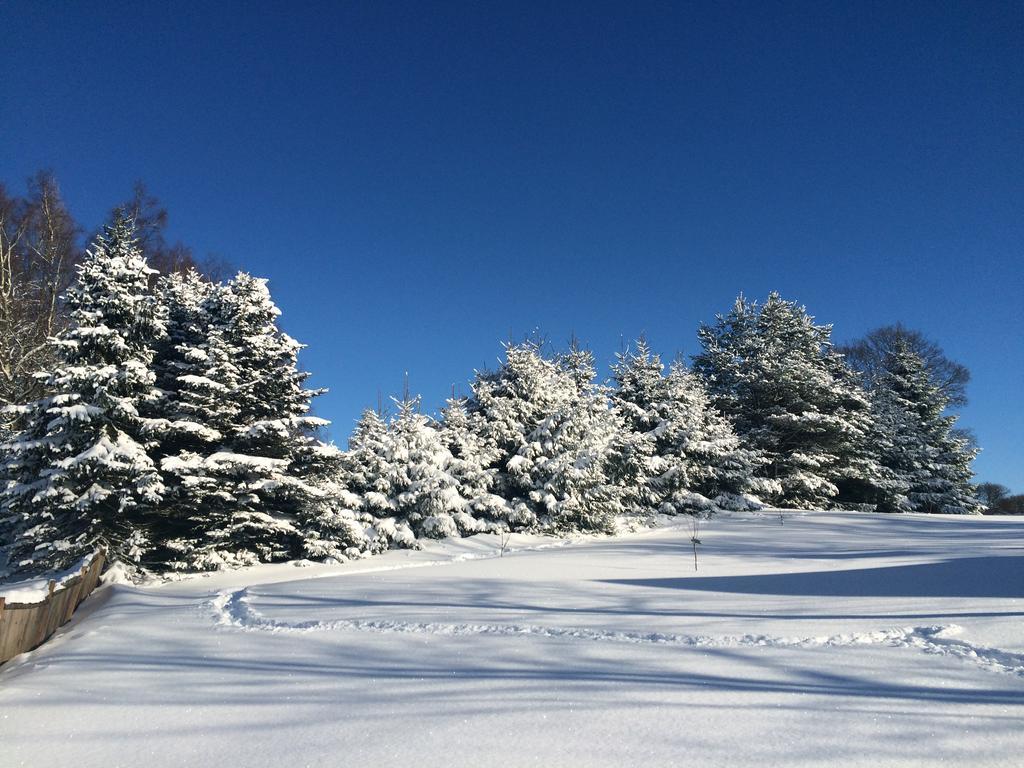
top-left (339, 408), bottom-right (393, 515)
top-left (467, 342), bottom-right (626, 533)
top-left (521, 395), bottom-right (626, 533)
top-left (336, 407), bottom-right (415, 551)
top-left (153, 271), bottom-right (222, 442)
top-left (157, 272), bottom-right (343, 569)
top-left (692, 293), bottom-right (877, 509)
top-left (549, 344), bottom-right (631, 531)
top-left (337, 397), bottom-right (500, 550)
top-left (222, 274), bottom-right (368, 561)
top-left (0, 217), bottom-right (166, 575)
top-left (439, 397), bottom-right (508, 526)
top-left (148, 271), bottom-right (223, 560)
top-left (384, 396), bottom-right (486, 539)
top-left (292, 439), bottom-right (370, 562)
top-left (612, 339), bottom-right (760, 513)
top-left (871, 341), bottom-right (982, 514)
top-left (467, 342), bottom-right (574, 529)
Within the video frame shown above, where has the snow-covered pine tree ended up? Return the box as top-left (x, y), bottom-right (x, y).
top-left (611, 339), bottom-right (760, 514)
top-left (384, 396), bottom-right (487, 539)
top-left (870, 340), bottom-right (982, 514)
top-left (153, 270), bottom-right (221, 441)
top-left (291, 439), bottom-right (370, 562)
top-left (524, 395), bottom-right (626, 534)
top-left (558, 336), bottom-right (599, 396)
top-left (467, 342), bottom-right (574, 529)
top-left (337, 407), bottom-right (415, 551)
top-left (147, 270), bottom-right (223, 561)
top-left (157, 272), bottom-right (350, 570)
top-left (0, 424), bottom-right (12, 574)
top-left (334, 399), bottom-right (488, 551)
top-left (339, 408), bottom-right (392, 513)
top-left (154, 274), bottom-right (269, 569)
top-left (0, 216), bottom-right (166, 576)
top-left (439, 396), bottom-right (509, 526)
top-left (692, 293), bottom-right (877, 509)
top-left (551, 342), bottom-right (637, 530)
top-left (607, 340), bottom-right (662, 512)
top-left (663, 362), bottom-right (762, 505)
top-left (222, 273), bottom-right (369, 562)
top-left (467, 341), bottom-right (626, 533)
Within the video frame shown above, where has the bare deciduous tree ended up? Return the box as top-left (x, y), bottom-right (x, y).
top-left (838, 323), bottom-right (971, 407)
top-left (0, 173), bottom-right (81, 428)
top-left (109, 182), bottom-right (230, 279)
top-left (0, 184), bottom-right (30, 430)
top-left (995, 495), bottom-right (1024, 515)
top-left (977, 482), bottom-right (1010, 509)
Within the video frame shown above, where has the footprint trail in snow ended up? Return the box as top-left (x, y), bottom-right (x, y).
top-left (212, 587), bottom-right (1024, 679)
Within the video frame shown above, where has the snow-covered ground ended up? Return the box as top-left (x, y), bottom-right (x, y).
top-left (2, 510), bottom-right (1022, 767)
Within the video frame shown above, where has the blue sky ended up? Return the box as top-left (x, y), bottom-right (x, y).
top-left (2, 1), bottom-right (1021, 489)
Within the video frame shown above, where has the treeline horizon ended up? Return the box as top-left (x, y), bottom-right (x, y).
top-left (0, 170), bottom-right (994, 457)
top-left (0, 175), bottom-right (1019, 583)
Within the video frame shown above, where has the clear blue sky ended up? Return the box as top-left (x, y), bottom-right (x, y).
top-left (2, 1), bottom-right (1021, 489)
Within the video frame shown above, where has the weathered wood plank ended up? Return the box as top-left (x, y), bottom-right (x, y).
top-left (3, 604), bottom-right (37, 662)
top-left (63, 569), bottom-right (88, 622)
top-left (0, 550), bottom-right (107, 665)
top-left (31, 600), bottom-right (55, 652)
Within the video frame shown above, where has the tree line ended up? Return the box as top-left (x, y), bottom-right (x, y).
top-left (0, 172), bottom-right (226, 433)
top-left (976, 484), bottom-right (1024, 515)
top-left (0, 196), bottom-right (1004, 580)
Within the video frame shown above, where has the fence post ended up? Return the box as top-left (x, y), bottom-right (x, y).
top-left (75, 564), bottom-right (88, 611)
top-left (0, 596), bottom-right (5, 621)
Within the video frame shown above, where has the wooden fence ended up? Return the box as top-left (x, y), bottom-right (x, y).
top-left (0, 550), bottom-right (106, 665)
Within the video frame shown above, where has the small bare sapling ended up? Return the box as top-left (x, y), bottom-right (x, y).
top-left (499, 528), bottom-right (512, 557)
top-left (689, 513), bottom-right (705, 571)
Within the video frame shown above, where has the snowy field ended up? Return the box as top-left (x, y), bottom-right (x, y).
top-left (2, 510), bottom-right (1023, 767)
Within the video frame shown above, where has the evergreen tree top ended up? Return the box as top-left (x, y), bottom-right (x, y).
top-left (612, 340), bottom-right (665, 398)
top-left (348, 408), bottom-right (388, 448)
top-left (59, 215), bottom-right (167, 364)
top-left (874, 340), bottom-right (959, 432)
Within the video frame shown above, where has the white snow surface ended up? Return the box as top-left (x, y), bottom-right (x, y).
top-left (0, 552), bottom-right (100, 604)
top-left (2, 510), bottom-right (1023, 767)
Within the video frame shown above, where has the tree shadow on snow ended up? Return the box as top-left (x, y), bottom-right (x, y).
top-left (22, 641), bottom-right (1024, 712)
top-left (599, 556), bottom-right (1024, 599)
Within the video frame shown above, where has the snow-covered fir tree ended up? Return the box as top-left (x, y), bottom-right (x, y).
top-left (438, 396), bottom-right (509, 525)
top-left (154, 275), bottom-right (292, 568)
top-left (522, 396), bottom-right (626, 533)
top-left (337, 396), bottom-right (505, 551)
top-left (147, 270), bottom-right (223, 560)
top-left (869, 341), bottom-right (982, 514)
top-left (337, 407), bottom-right (415, 551)
top-left (552, 342), bottom-right (640, 529)
top-left (611, 339), bottom-right (761, 514)
top-left (339, 408), bottom-right (392, 514)
top-left (291, 439), bottom-right (370, 562)
top-left (467, 342), bottom-right (627, 533)
top-left (692, 293), bottom-right (878, 509)
top-left (0, 216), bottom-right (166, 576)
top-left (466, 342), bottom-right (573, 528)
top-left (156, 272), bottom-right (353, 570)
top-left (383, 396), bottom-right (488, 539)
top-left (0, 424), bottom-right (12, 574)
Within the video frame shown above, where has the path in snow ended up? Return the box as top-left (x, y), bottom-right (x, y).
top-left (213, 585), bottom-right (1024, 679)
